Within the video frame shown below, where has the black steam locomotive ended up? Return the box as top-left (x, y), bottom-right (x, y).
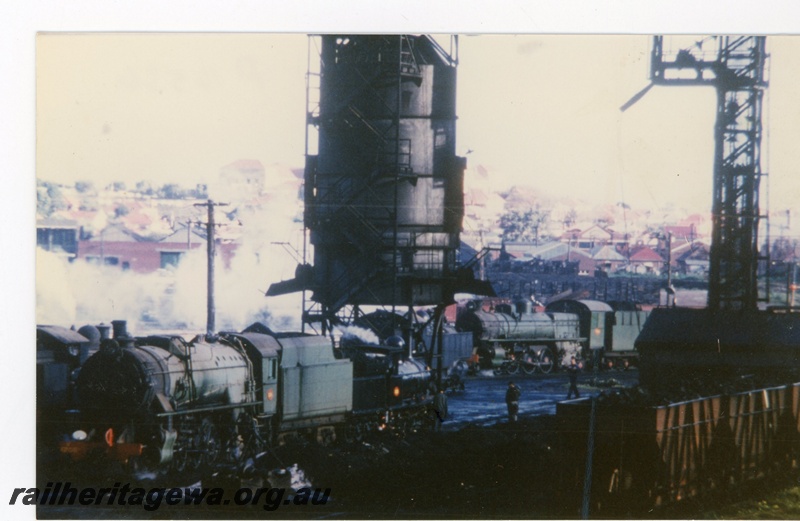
top-left (455, 299), bottom-right (649, 372)
top-left (57, 321), bottom-right (433, 471)
top-left (37, 323), bottom-right (101, 458)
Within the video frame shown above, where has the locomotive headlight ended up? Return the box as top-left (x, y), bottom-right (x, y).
top-left (593, 328), bottom-right (602, 336)
top-left (393, 386), bottom-right (401, 397)
top-left (266, 388), bottom-right (274, 401)
top-left (71, 430), bottom-right (87, 441)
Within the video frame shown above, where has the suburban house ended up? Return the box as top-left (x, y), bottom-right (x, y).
top-left (76, 223), bottom-right (237, 273)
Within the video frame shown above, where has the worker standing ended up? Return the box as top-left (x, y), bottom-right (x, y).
top-left (566, 357), bottom-right (581, 399)
top-left (505, 381), bottom-right (521, 422)
top-left (432, 387), bottom-right (448, 432)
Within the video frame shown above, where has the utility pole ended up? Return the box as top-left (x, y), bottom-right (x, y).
top-left (666, 232), bottom-right (675, 307)
top-left (666, 232), bottom-right (672, 287)
top-left (194, 199), bottom-right (228, 335)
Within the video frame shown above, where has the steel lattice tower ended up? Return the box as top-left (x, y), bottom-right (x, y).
top-left (650, 36), bottom-right (769, 311)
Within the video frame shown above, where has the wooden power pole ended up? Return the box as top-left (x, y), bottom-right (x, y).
top-left (194, 199), bottom-right (228, 335)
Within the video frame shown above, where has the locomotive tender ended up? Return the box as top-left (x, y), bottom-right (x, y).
top-left (456, 299), bottom-right (648, 372)
top-left (59, 321), bottom-right (433, 470)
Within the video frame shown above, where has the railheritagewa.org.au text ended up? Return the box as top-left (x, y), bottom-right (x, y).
top-left (10, 482), bottom-right (331, 511)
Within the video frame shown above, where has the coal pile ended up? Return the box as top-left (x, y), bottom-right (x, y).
top-left (265, 416), bottom-right (574, 518)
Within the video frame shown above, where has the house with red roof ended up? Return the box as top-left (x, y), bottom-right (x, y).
top-left (664, 223), bottom-right (700, 243)
top-left (626, 245), bottom-right (664, 274)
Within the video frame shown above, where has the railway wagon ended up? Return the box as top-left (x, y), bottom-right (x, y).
top-left (604, 301), bottom-right (649, 370)
top-left (557, 382), bottom-right (800, 516)
top-left (636, 307), bottom-right (800, 391)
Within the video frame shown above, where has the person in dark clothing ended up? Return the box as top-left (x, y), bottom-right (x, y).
top-left (505, 381), bottom-right (521, 422)
top-left (432, 388), bottom-right (448, 432)
top-left (566, 356), bottom-right (581, 399)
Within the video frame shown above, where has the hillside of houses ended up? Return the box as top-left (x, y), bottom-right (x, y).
top-left (37, 160), bottom-right (797, 313)
top-left (36, 160), bottom-right (305, 273)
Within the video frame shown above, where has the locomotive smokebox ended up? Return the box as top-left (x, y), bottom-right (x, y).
top-left (76, 347), bottom-right (156, 422)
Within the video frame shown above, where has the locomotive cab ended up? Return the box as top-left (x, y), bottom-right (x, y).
top-left (545, 299), bottom-right (614, 368)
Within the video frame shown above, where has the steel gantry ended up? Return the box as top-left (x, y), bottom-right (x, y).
top-left (648, 36), bottom-right (769, 311)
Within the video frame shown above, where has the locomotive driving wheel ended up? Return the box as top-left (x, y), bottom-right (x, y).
top-left (224, 413), bottom-right (267, 466)
top-left (188, 423), bottom-right (207, 471)
top-left (506, 359), bottom-right (520, 375)
top-left (538, 348), bottom-right (554, 374)
top-left (522, 349), bottom-right (538, 375)
top-left (172, 418), bottom-right (205, 472)
top-left (172, 434), bottom-right (191, 473)
top-left (199, 419), bottom-right (221, 467)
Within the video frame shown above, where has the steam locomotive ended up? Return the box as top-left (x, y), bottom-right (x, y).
top-left (455, 299), bottom-right (649, 372)
top-left (57, 321), bottom-right (433, 471)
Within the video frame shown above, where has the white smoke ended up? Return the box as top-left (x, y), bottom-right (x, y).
top-left (36, 250), bottom-right (77, 325)
top-left (336, 325), bottom-right (380, 345)
top-left (36, 248), bottom-right (167, 332)
top-left (36, 174), bottom-right (307, 333)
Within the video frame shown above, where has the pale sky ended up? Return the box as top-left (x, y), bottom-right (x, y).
top-left (36, 33), bottom-right (800, 213)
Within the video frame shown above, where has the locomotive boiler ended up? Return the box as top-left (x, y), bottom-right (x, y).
top-left (456, 300), bottom-right (584, 373)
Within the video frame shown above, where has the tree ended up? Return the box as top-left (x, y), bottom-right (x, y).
top-left (498, 205), bottom-right (550, 244)
top-left (594, 216), bottom-right (613, 228)
top-left (135, 181), bottom-right (154, 196)
top-left (189, 184), bottom-right (208, 199)
top-left (562, 208), bottom-right (577, 229)
top-left (36, 181), bottom-right (68, 217)
top-left (75, 180), bottom-right (94, 193)
top-left (159, 183), bottom-right (183, 199)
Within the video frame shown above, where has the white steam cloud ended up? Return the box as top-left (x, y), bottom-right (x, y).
top-left (36, 175), bottom-right (306, 334)
top-left (337, 325), bottom-right (380, 346)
